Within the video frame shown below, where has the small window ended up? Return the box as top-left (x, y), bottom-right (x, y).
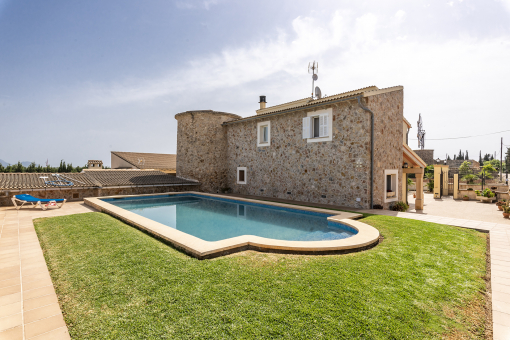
top-left (73, 193), bottom-right (79, 199)
top-left (384, 169), bottom-right (398, 202)
top-left (237, 167), bottom-right (247, 184)
top-left (257, 121), bottom-right (271, 147)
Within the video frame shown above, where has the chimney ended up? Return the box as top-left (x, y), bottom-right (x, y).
top-left (259, 95), bottom-right (266, 109)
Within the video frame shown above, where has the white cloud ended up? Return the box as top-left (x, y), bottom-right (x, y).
top-left (500, 0), bottom-right (510, 12)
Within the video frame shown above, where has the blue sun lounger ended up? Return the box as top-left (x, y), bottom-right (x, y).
top-left (12, 194), bottom-right (66, 211)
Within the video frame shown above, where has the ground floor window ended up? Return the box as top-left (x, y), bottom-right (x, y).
top-left (384, 169), bottom-right (398, 203)
top-left (237, 167), bottom-right (247, 184)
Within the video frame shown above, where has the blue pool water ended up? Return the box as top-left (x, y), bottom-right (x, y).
top-left (103, 194), bottom-right (357, 242)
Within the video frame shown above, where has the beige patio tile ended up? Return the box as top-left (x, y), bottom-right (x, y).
top-left (29, 326), bottom-right (70, 340)
top-left (493, 291), bottom-right (510, 304)
top-left (494, 311), bottom-right (510, 327)
top-left (0, 285), bottom-right (20, 297)
top-left (492, 265), bottom-right (510, 273)
top-left (493, 323), bottom-right (510, 340)
top-left (24, 303), bottom-right (62, 324)
top-left (22, 273), bottom-right (51, 285)
top-left (0, 278), bottom-right (20, 289)
top-left (493, 299), bottom-right (510, 315)
top-left (492, 276), bottom-right (510, 287)
top-left (24, 314), bottom-right (66, 339)
top-left (22, 277), bottom-right (53, 292)
top-left (0, 301), bottom-right (21, 318)
top-left (494, 271), bottom-right (510, 280)
top-left (0, 259), bottom-right (20, 269)
top-left (0, 292), bottom-right (21, 307)
top-left (0, 312), bottom-right (22, 332)
top-left (0, 325), bottom-right (22, 340)
top-left (23, 294), bottom-right (59, 312)
top-left (23, 286), bottom-right (55, 301)
top-left (492, 283), bottom-right (510, 294)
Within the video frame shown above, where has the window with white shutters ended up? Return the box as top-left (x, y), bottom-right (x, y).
top-left (305, 108), bottom-right (333, 143)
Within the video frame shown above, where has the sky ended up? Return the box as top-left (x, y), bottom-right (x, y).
top-left (1, 0), bottom-right (510, 167)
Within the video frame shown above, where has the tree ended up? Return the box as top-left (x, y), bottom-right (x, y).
top-left (447, 154), bottom-right (451, 161)
top-left (26, 162), bottom-right (36, 173)
top-left (479, 151), bottom-right (483, 166)
top-left (0, 163), bottom-right (4, 173)
top-left (484, 153), bottom-right (491, 162)
top-left (465, 150), bottom-right (469, 160)
top-left (453, 154), bottom-right (457, 160)
top-left (458, 149), bottom-right (463, 160)
top-left (506, 147), bottom-right (510, 173)
top-left (479, 163), bottom-right (497, 179)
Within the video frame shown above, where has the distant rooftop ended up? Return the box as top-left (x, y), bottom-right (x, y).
top-left (111, 151), bottom-right (176, 170)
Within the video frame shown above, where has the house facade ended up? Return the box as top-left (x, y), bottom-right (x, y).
top-left (175, 85), bottom-right (426, 210)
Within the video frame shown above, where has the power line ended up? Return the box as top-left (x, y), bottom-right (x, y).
top-left (410, 129), bottom-right (510, 141)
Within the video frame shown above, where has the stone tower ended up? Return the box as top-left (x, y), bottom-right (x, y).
top-left (175, 110), bottom-right (241, 193)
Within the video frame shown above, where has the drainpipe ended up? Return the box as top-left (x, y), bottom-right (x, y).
top-left (357, 96), bottom-right (374, 209)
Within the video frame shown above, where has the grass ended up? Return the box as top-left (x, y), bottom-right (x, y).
top-left (34, 212), bottom-right (488, 339)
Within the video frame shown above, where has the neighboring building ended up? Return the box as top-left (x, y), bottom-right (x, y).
top-left (175, 85), bottom-right (427, 210)
top-left (0, 170), bottom-right (198, 206)
top-left (413, 149), bottom-right (434, 166)
top-left (87, 160), bottom-right (103, 169)
top-left (111, 151), bottom-right (176, 173)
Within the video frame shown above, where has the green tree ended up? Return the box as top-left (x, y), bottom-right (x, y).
top-left (14, 161), bottom-right (24, 173)
top-left (479, 151), bottom-right (483, 166)
top-left (506, 147), bottom-right (510, 173)
top-left (479, 163), bottom-right (497, 179)
top-left (465, 150), bottom-right (469, 160)
top-left (0, 163), bottom-right (4, 173)
top-left (26, 162), bottom-right (36, 173)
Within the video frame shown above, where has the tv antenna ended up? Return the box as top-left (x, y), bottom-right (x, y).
top-left (308, 61), bottom-right (319, 99)
top-left (417, 114), bottom-right (426, 150)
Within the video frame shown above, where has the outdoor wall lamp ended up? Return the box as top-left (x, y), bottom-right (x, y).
top-left (402, 163), bottom-right (408, 168)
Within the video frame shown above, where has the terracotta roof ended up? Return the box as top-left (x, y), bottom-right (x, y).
top-left (86, 170), bottom-right (195, 187)
top-left (0, 171), bottom-right (198, 190)
top-left (111, 151), bottom-right (176, 170)
top-left (225, 85), bottom-right (403, 125)
top-left (88, 160), bottom-right (103, 164)
top-left (0, 173), bottom-right (100, 190)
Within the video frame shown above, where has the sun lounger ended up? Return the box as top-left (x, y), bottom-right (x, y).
top-left (11, 194), bottom-right (66, 211)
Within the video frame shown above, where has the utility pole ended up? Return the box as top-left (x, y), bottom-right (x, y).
top-left (501, 137), bottom-right (504, 182)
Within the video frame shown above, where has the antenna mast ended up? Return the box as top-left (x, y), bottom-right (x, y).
top-left (417, 114), bottom-right (426, 150)
top-left (308, 61), bottom-right (318, 99)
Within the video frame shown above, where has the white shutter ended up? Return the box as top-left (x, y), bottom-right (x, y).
top-left (302, 117), bottom-right (310, 139)
top-left (319, 113), bottom-right (329, 137)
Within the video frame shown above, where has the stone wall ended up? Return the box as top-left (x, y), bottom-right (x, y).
top-left (225, 100), bottom-right (373, 209)
top-left (413, 149), bottom-right (434, 166)
top-left (175, 110), bottom-right (241, 193)
top-left (365, 90), bottom-right (404, 209)
top-left (0, 185), bottom-right (197, 206)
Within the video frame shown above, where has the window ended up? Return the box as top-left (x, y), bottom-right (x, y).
top-left (303, 108), bottom-right (333, 143)
top-left (384, 169), bottom-right (398, 202)
top-left (257, 121), bottom-right (271, 147)
top-left (237, 167), bottom-right (247, 184)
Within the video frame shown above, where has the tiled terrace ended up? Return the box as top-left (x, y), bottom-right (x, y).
top-left (0, 203), bottom-right (94, 340)
top-left (1, 196), bottom-right (509, 338)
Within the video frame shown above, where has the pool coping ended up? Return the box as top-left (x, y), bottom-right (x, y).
top-left (84, 192), bottom-right (380, 259)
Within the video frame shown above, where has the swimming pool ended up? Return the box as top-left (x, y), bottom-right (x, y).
top-left (102, 194), bottom-right (357, 242)
top-left (85, 192), bottom-right (380, 259)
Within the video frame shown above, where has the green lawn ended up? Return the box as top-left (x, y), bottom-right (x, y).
top-left (34, 212), bottom-right (488, 339)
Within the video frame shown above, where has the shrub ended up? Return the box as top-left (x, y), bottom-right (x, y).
top-left (427, 180), bottom-right (434, 192)
top-left (467, 188), bottom-right (474, 191)
top-left (372, 204), bottom-right (383, 209)
top-left (392, 201), bottom-right (409, 212)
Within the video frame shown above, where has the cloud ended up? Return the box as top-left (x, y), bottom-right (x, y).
top-left (175, 0), bottom-right (220, 10)
top-left (68, 7), bottom-right (510, 137)
top-left (500, 0), bottom-right (510, 12)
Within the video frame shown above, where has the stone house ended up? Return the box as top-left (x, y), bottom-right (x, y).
top-left (175, 85), bottom-right (426, 210)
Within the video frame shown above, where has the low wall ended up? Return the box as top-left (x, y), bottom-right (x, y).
top-left (459, 189), bottom-right (477, 200)
top-left (0, 185), bottom-right (199, 206)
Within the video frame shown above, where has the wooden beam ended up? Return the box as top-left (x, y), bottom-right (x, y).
top-left (403, 167), bottom-right (424, 174)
